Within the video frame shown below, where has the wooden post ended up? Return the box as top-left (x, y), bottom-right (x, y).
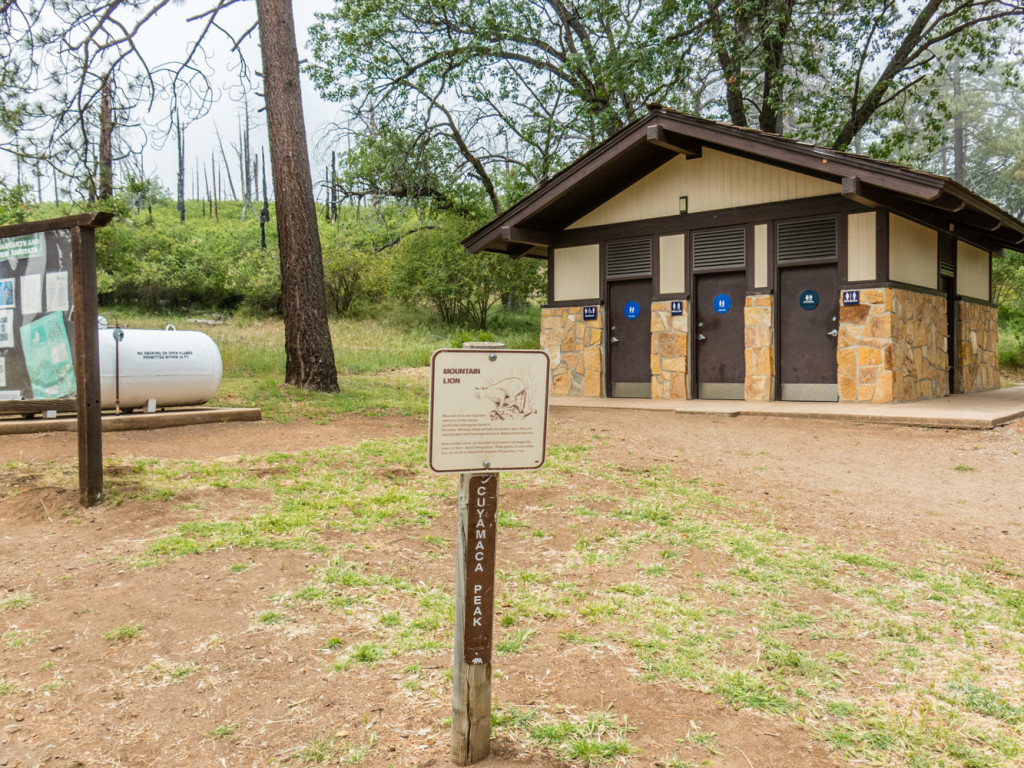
top-left (452, 471), bottom-right (498, 765)
top-left (70, 224), bottom-right (103, 506)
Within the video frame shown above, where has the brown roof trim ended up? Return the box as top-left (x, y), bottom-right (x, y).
top-left (0, 212), bottom-right (115, 238)
top-left (462, 122), bottom-right (655, 253)
top-left (464, 109), bottom-right (1024, 254)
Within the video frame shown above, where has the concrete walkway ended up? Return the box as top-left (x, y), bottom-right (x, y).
top-left (551, 384), bottom-right (1024, 429)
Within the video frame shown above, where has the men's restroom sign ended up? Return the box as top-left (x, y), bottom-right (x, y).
top-left (624, 301), bottom-right (640, 320)
top-left (713, 294), bottom-right (731, 314)
top-left (799, 290), bottom-right (820, 310)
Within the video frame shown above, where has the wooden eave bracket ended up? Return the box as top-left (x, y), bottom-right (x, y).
top-left (504, 243), bottom-right (535, 259)
top-left (646, 124), bottom-right (702, 158)
top-left (501, 225), bottom-right (553, 247)
top-left (840, 177), bottom-right (878, 207)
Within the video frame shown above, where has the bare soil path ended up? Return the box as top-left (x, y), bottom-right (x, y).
top-left (1, 408), bottom-right (1022, 768)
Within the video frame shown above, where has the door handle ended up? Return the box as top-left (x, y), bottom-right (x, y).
top-left (611, 336), bottom-right (619, 344)
top-left (697, 334), bottom-right (707, 341)
top-left (826, 329), bottom-right (838, 337)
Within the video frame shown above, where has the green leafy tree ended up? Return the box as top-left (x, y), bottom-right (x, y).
top-left (387, 211), bottom-right (545, 329)
top-left (309, 0), bottom-right (684, 210)
top-left (309, 0), bottom-right (1024, 198)
top-left (0, 179), bottom-right (33, 225)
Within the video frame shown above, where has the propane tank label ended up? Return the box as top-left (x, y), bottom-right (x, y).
top-left (137, 350), bottom-right (195, 361)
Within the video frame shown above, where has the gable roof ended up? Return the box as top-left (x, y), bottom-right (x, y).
top-left (464, 107), bottom-right (1024, 256)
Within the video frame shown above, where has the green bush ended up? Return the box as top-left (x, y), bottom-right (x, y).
top-left (92, 200), bottom-right (276, 311)
top-left (0, 180), bottom-right (33, 224)
top-left (998, 306), bottom-right (1024, 368)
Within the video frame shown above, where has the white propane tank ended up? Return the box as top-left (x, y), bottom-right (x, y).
top-left (97, 320), bottom-right (223, 410)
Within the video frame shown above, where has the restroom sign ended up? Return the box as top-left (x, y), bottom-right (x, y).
top-left (624, 301), bottom-right (640, 319)
top-left (582, 306), bottom-right (597, 320)
top-left (842, 290), bottom-right (860, 306)
top-left (713, 294), bottom-right (731, 314)
top-left (799, 289), bottom-right (820, 310)
top-left (670, 300), bottom-right (683, 316)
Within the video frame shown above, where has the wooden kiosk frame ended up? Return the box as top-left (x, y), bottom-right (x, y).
top-left (0, 212), bottom-right (112, 506)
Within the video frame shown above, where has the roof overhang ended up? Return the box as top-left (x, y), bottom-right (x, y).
top-left (464, 109), bottom-right (1024, 256)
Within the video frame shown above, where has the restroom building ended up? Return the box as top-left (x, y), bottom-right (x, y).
top-left (464, 108), bottom-right (1024, 403)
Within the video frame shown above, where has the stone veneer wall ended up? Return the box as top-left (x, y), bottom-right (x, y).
top-left (838, 288), bottom-right (894, 403)
top-left (650, 301), bottom-right (689, 399)
top-left (743, 294), bottom-right (774, 401)
top-left (891, 288), bottom-right (948, 401)
top-left (957, 301), bottom-right (999, 393)
top-left (541, 306), bottom-right (604, 397)
top-left (839, 287), bottom-right (948, 403)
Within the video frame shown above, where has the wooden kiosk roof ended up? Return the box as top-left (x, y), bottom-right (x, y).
top-left (464, 108), bottom-right (1024, 257)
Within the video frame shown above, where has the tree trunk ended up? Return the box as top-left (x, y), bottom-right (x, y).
top-left (255, 0), bottom-right (338, 392)
top-left (176, 117), bottom-right (185, 223)
top-left (952, 63), bottom-right (965, 185)
top-left (98, 77), bottom-right (113, 200)
top-left (260, 146), bottom-right (270, 251)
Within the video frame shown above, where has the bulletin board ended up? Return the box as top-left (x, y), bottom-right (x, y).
top-left (0, 212), bottom-right (111, 506)
top-left (0, 229), bottom-right (76, 404)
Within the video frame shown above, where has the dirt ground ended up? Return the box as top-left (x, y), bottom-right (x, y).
top-left (1, 407), bottom-right (1023, 767)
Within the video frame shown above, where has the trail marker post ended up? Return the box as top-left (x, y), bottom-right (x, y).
top-left (428, 343), bottom-right (550, 766)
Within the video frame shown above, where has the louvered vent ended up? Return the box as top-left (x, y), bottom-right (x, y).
top-left (692, 228), bottom-right (746, 271)
top-left (777, 218), bottom-right (837, 263)
top-left (939, 235), bottom-right (956, 277)
top-left (606, 239), bottom-right (652, 279)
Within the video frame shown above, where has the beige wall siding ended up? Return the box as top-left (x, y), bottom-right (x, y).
top-left (553, 244), bottom-right (600, 302)
top-left (659, 233), bottom-right (686, 294)
top-left (754, 224), bottom-right (768, 288)
top-left (567, 148), bottom-right (841, 229)
top-left (957, 241), bottom-right (990, 300)
top-left (847, 212), bottom-right (876, 282)
top-left (889, 214), bottom-right (937, 289)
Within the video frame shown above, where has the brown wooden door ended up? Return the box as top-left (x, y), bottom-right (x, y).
top-left (778, 264), bottom-right (839, 401)
top-left (694, 272), bottom-right (745, 399)
top-left (607, 279), bottom-right (652, 398)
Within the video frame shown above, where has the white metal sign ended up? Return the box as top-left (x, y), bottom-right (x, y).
top-left (428, 348), bottom-right (550, 473)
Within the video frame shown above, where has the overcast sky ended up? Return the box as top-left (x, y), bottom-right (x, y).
top-left (10, 1), bottom-right (346, 204)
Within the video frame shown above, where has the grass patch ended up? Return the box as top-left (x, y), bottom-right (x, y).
top-left (208, 722), bottom-right (238, 740)
top-left (288, 731), bottom-right (338, 763)
top-left (526, 711), bottom-right (636, 765)
top-left (714, 670), bottom-right (795, 713)
top-left (0, 592), bottom-right (35, 611)
top-left (496, 628), bottom-right (537, 654)
top-left (103, 623), bottom-right (143, 642)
